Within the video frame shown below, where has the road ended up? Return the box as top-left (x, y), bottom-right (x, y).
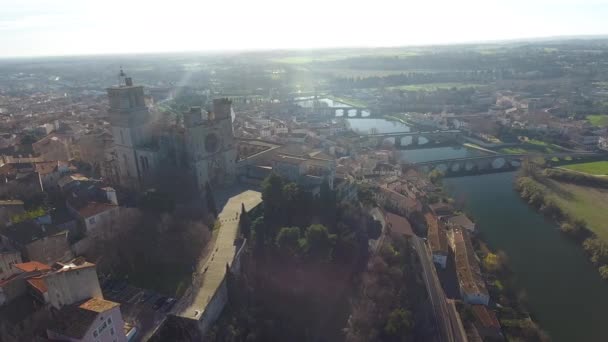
top-left (412, 236), bottom-right (467, 342)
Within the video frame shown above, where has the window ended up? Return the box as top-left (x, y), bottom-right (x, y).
top-left (108, 317), bottom-right (113, 324)
top-left (93, 330), bottom-right (98, 338)
top-left (89, 217), bottom-right (96, 225)
top-left (110, 327), bottom-right (115, 335)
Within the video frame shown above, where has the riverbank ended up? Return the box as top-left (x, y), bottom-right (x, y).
top-left (430, 180), bottom-right (547, 341)
top-left (514, 166), bottom-right (608, 280)
top-left (383, 113), bottom-right (416, 126)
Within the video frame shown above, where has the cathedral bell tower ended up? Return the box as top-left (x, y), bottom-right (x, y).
top-left (184, 99), bottom-right (236, 192)
top-left (107, 69), bottom-right (153, 189)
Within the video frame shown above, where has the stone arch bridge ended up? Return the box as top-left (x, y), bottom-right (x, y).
top-left (299, 106), bottom-right (373, 117)
top-left (360, 130), bottom-right (462, 149)
top-left (407, 152), bottom-right (601, 176)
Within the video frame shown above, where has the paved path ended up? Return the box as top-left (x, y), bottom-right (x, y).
top-left (175, 190), bottom-right (262, 319)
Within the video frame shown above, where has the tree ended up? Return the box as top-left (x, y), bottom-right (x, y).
top-left (428, 169), bottom-right (444, 185)
top-left (301, 224), bottom-right (336, 261)
top-left (252, 216), bottom-right (266, 253)
top-left (139, 190), bottom-right (175, 214)
top-left (261, 173), bottom-right (285, 224)
top-left (367, 217), bottom-right (382, 240)
top-left (599, 265), bottom-right (608, 280)
top-left (384, 308), bottom-right (413, 338)
top-left (357, 184), bottom-right (376, 207)
top-left (319, 180), bottom-right (337, 225)
top-left (205, 182), bottom-right (217, 217)
top-left (275, 227), bottom-right (301, 257)
top-left (239, 203), bottom-right (252, 239)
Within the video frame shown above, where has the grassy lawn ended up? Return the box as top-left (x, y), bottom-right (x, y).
top-left (544, 179), bottom-right (608, 242)
top-left (562, 161), bottom-right (608, 175)
top-left (498, 139), bottom-right (565, 154)
top-left (586, 114), bottom-right (608, 127)
top-left (388, 82), bottom-right (484, 91)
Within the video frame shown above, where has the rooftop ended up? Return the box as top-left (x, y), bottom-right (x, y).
top-left (454, 228), bottom-right (488, 297)
top-left (26, 276), bottom-right (48, 294)
top-left (0, 199), bottom-right (24, 206)
top-left (385, 212), bottom-right (414, 237)
top-left (471, 305), bottom-right (500, 330)
top-left (447, 214), bottom-right (475, 230)
top-left (0, 221), bottom-right (67, 245)
top-left (426, 212), bottom-right (448, 255)
top-left (14, 261), bottom-right (51, 273)
top-left (79, 297), bottom-right (120, 313)
top-left (77, 202), bottom-right (117, 218)
top-left (52, 258), bottom-right (96, 273)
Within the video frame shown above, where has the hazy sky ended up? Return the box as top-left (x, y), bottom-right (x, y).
top-left (1, 0), bottom-right (607, 57)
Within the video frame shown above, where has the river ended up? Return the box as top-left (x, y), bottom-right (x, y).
top-left (350, 117), bottom-right (608, 341)
top-left (443, 173), bottom-right (608, 342)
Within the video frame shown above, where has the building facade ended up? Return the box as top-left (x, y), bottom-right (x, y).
top-left (107, 72), bottom-right (159, 190)
top-left (184, 100), bottom-right (237, 191)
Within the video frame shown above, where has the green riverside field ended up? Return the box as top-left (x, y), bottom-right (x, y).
top-left (562, 161), bottom-right (608, 175)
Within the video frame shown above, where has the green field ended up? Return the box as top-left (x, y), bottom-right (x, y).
top-left (562, 161), bottom-right (608, 175)
top-left (498, 139), bottom-right (563, 154)
top-left (586, 115), bottom-right (608, 127)
top-left (545, 179), bottom-right (608, 242)
top-left (388, 82), bottom-right (484, 91)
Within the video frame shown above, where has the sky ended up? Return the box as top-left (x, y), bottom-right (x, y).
top-left (1, 0), bottom-right (608, 57)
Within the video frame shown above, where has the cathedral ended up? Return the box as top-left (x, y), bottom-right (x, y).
top-left (107, 71), bottom-right (236, 193)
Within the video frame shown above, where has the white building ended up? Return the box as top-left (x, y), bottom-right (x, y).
top-left (35, 258), bottom-right (103, 310)
top-left (47, 297), bottom-right (128, 342)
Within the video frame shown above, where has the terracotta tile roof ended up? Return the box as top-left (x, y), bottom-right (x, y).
top-left (79, 297), bottom-right (120, 313)
top-left (454, 229), bottom-right (488, 297)
top-left (77, 202), bottom-right (117, 218)
top-left (426, 212), bottom-right (448, 255)
top-left (26, 276), bottom-right (48, 294)
top-left (14, 261), bottom-right (51, 273)
top-left (385, 212), bottom-right (414, 237)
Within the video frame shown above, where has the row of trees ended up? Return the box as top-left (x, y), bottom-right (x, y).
top-left (516, 163), bottom-right (608, 280)
top-left (344, 235), bottom-right (421, 342)
top-left (238, 173), bottom-right (380, 264)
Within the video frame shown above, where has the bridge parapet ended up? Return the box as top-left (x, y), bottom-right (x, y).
top-left (407, 152), bottom-right (602, 176)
